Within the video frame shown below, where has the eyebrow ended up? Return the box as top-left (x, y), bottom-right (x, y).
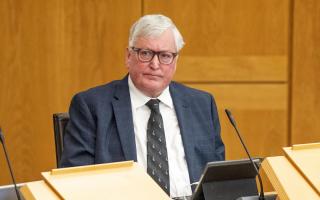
top-left (141, 48), bottom-right (176, 53)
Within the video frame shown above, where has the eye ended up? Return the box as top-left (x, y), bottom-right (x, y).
top-left (140, 50), bottom-right (153, 58)
top-left (159, 52), bottom-right (173, 59)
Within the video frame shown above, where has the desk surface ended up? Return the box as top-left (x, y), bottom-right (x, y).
top-left (262, 156), bottom-right (320, 200)
top-left (20, 181), bottom-right (60, 200)
top-left (19, 161), bottom-right (171, 200)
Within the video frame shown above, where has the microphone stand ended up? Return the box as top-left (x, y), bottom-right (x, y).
top-left (225, 109), bottom-right (265, 200)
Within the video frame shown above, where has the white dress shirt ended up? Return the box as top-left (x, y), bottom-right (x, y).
top-left (128, 76), bottom-right (192, 198)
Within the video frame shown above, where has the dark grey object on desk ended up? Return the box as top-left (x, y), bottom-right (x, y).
top-left (0, 183), bottom-right (25, 200)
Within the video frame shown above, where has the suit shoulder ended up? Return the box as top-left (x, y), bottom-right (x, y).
top-left (73, 79), bottom-right (123, 103)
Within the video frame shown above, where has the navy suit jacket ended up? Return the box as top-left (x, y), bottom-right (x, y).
top-left (60, 76), bottom-right (225, 184)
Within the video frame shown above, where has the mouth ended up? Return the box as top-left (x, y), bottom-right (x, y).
top-left (144, 73), bottom-right (162, 79)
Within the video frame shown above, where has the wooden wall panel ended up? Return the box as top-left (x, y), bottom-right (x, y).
top-left (144, 0), bottom-right (288, 56)
top-left (291, 0), bottom-right (320, 144)
top-left (187, 84), bottom-right (288, 159)
top-left (0, 0), bottom-right (61, 185)
top-left (0, 0), bottom-right (141, 185)
top-left (176, 55), bottom-right (287, 82)
top-left (57, 0), bottom-right (141, 110)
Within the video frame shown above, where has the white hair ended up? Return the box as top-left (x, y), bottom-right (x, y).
top-left (128, 14), bottom-right (185, 52)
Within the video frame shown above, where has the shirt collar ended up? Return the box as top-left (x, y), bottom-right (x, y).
top-left (128, 75), bottom-right (174, 109)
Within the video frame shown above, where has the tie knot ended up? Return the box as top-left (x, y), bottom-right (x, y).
top-left (146, 99), bottom-right (160, 112)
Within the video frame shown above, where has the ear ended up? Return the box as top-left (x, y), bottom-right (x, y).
top-left (175, 55), bottom-right (179, 62)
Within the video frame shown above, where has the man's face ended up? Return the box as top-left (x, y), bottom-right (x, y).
top-left (125, 29), bottom-right (178, 97)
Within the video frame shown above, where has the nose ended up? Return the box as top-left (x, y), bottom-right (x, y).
top-left (149, 54), bottom-right (160, 69)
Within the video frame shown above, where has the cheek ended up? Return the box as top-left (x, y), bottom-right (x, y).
top-left (128, 63), bottom-right (146, 78)
top-left (165, 65), bottom-right (176, 78)
top-left (127, 58), bottom-right (138, 71)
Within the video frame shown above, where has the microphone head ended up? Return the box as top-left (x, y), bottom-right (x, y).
top-left (225, 109), bottom-right (237, 127)
top-left (0, 127), bottom-right (4, 143)
top-left (225, 109), bottom-right (231, 117)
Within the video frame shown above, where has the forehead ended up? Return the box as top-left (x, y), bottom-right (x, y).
top-left (134, 29), bottom-right (176, 52)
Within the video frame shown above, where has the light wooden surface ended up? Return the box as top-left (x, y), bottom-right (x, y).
top-left (20, 161), bottom-right (171, 200)
top-left (262, 156), bottom-right (320, 200)
top-left (20, 181), bottom-right (61, 200)
top-left (50, 160), bottom-right (133, 175)
top-left (40, 161), bottom-right (170, 200)
top-left (283, 143), bottom-right (320, 194)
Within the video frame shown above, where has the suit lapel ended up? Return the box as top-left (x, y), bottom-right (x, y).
top-left (112, 76), bottom-right (137, 161)
top-left (170, 83), bottom-right (197, 183)
top-left (110, 79), bottom-right (198, 181)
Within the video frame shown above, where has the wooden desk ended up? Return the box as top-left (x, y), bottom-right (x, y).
top-left (20, 161), bottom-right (171, 200)
top-left (262, 143), bottom-right (320, 200)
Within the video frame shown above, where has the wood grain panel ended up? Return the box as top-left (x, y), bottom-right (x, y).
top-left (291, 0), bottom-right (320, 144)
top-left (187, 83), bottom-right (288, 159)
top-left (58, 0), bottom-right (141, 109)
top-left (0, 0), bottom-right (61, 186)
top-left (0, 0), bottom-right (141, 185)
top-left (144, 0), bottom-right (288, 56)
top-left (175, 55), bottom-right (287, 82)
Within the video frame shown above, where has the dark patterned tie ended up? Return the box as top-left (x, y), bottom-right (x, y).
top-left (146, 99), bottom-right (170, 195)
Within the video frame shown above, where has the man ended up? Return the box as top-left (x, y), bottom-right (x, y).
top-left (60, 14), bottom-right (225, 198)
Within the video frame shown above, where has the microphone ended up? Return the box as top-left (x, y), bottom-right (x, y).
top-left (0, 128), bottom-right (22, 200)
top-left (225, 109), bottom-right (265, 200)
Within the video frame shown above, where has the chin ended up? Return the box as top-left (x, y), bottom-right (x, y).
top-left (143, 86), bottom-right (163, 97)
top-left (142, 79), bottom-right (161, 87)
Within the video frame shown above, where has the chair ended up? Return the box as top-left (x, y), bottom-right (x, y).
top-left (53, 112), bottom-right (69, 167)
